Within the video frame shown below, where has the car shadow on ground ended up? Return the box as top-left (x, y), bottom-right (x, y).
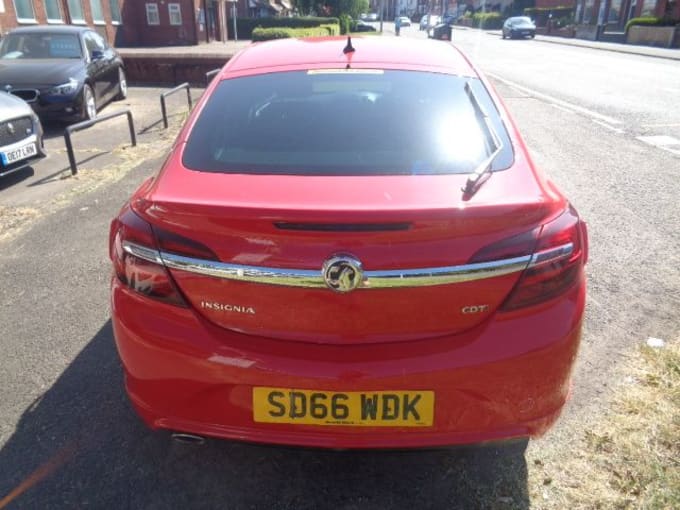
top-left (41, 121), bottom-right (70, 142)
top-left (0, 167), bottom-right (34, 191)
top-left (0, 321), bottom-right (530, 509)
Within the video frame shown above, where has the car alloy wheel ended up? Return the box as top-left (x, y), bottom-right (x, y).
top-left (82, 84), bottom-right (96, 121)
top-left (115, 68), bottom-right (128, 100)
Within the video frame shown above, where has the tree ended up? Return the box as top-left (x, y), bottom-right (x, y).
top-left (326, 0), bottom-right (369, 19)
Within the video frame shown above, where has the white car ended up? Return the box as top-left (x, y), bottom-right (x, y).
top-left (0, 91), bottom-right (45, 178)
top-left (419, 14), bottom-right (441, 31)
top-left (397, 16), bottom-right (411, 27)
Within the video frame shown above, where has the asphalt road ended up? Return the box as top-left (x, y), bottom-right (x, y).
top-left (1, 34), bottom-right (679, 509)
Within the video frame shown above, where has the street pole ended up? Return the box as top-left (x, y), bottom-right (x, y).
top-left (232, 2), bottom-right (238, 42)
top-left (379, 0), bottom-right (384, 32)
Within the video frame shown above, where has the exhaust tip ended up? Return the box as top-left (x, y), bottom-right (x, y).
top-left (171, 432), bottom-right (206, 445)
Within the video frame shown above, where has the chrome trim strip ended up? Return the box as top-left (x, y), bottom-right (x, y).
top-left (529, 243), bottom-right (574, 267)
top-left (158, 249), bottom-right (532, 290)
top-left (122, 241), bottom-right (163, 265)
top-left (122, 240), bottom-right (574, 290)
top-left (360, 256), bottom-right (531, 288)
top-left (162, 252), bottom-right (324, 288)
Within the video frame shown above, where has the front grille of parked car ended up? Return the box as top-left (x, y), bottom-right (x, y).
top-left (10, 89), bottom-right (39, 103)
top-left (0, 117), bottom-right (34, 146)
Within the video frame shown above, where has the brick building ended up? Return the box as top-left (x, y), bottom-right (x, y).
top-left (0, 0), bottom-right (124, 43)
top-left (0, 0), bottom-right (278, 47)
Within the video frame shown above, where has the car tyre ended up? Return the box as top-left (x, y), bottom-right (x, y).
top-left (81, 84), bottom-right (96, 121)
top-left (115, 67), bottom-right (128, 101)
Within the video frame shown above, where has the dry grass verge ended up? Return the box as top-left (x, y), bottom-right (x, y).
top-left (528, 339), bottom-right (679, 508)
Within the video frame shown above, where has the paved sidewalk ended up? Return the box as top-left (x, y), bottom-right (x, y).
top-left (479, 28), bottom-right (680, 61)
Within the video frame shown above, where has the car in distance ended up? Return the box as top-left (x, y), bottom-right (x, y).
top-left (442, 14), bottom-right (456, 25)
top-left (0, 25), bottom-right (127, 122)
top-left (366, 12), bottom-right (379, 21)
top-left (0, 91), bottom-right (45, 177)
top-left (354, 20), bottom-right (377, 32)
top-left (420, 14), bottom-right (442, 33)
top-left (397, 16), bottom-right (411, 27)
top-left (502, 16), bottom-right (537, 39)
top-left (110, 36), bottom-right (588, 449)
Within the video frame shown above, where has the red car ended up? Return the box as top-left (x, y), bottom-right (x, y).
top-left (110, 37), bottom-right (588, 449)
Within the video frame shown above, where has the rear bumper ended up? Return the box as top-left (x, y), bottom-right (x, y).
top-left (111, 278), bottom-right (585, 449)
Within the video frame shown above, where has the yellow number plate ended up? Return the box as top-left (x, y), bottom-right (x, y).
top-left (253, 387), bottom-right (434, 427)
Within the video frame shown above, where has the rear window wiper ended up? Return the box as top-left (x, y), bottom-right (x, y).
top-left (462, 81), bottom-right (503, 198)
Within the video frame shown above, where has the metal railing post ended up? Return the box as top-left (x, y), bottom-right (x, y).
top-left (205, 68), bottom-right (220, 87)
top-left (161, 95), bottom-right (169, 129)
top-left (126, 110), bottom-right (137, 147)
top-left (159, 83), bottom-right (192, 129)
top-left (64, 127), bottom-right (78, 176)
top-left (62, 109), bottom-right (137, 176)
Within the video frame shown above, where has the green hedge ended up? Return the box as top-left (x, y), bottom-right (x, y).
top-left (471, 12), bottom-right (503, 29)
top-left (251, 26), bottom-right (339, 41)
top-left (230, 17), bottom-right (340, 40)
top-left (625, 16), bottom-right (679, 32)
top-left (523, 6), bottom-right (574, 27)
top-left (322, 24), bottom-right (340, 35)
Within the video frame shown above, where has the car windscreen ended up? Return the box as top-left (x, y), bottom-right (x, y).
top-left (183, 70), bottom-right (513, 176)
top-left (0, 33), bottom-right (83, 59)
top-left (513, 17), bottom-right (534, 25)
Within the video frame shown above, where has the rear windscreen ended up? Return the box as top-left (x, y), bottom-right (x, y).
top-left (183, 70), bottom-right (513, 176)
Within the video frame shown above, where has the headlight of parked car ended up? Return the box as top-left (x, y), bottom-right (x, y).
top-left (48, 78), bottom-right (79, 96)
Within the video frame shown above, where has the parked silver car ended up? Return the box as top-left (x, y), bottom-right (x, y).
top-left (0, 91), bottom-right (45, 177)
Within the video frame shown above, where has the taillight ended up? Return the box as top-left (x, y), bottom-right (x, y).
top-left (109, 206), bottom-right (187, 307)
top-left (501, 206), bottom-right (587, 311)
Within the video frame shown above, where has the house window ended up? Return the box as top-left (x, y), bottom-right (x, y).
top-left (89, 0), bottom-right (105, 23)
top-left (168, 3), bottom-right (182, 25)
top-left (109, 0), bottom-right (121, 23)
top-left (146, 3), bottom-right (160, 25)
top-left (582, 0), bottom-right (595, 24)
top-left (66, 0), bottom-right (85, 23)
top-left (608, 0), bottom-right (623, 23)
top-left (45, 0), bottom-right (63, 22)
top-left (12, 0), bottom-right (36, 21)
top-left (640, 0), bottom-right (656, 16)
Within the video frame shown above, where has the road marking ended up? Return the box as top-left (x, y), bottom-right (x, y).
top-left (488, 73), bottom-right (624, 126)
top-left (550, 103), bottom-right (576, 115)
top-left (636, 135), bottom-right (680, 146)
top-left (640, 123), bottom-right (680, 128)
top-left (592, 119), bottom-right (625, 134)
top-left (636, 135), bottom-right (680, 156)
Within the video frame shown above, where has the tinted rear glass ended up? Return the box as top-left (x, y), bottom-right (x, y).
top-left (183, 70), bottom-right (512, 175)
